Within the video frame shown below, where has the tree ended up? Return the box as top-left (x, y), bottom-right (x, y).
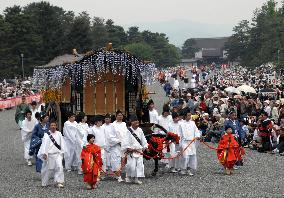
top-left (181, 38), bottom-right (199, 58)
top-left (91, 17), bottom-right (108, 49)
top-left (68, 12), bottom-right (92, 53)
top-left (124, 42), bottom-right (154, 61)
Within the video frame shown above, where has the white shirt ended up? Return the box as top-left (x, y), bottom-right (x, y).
top-left (89, 125), bottom-right (106, 149)
top-left (149, 109), bottom-right (159, 124)
top-left (21, 118), bottom-right (37, 142)
top-left (157, 115), bottom-right (173, 133)
top-left (103, 123), bottom-right (121, 148)
top-left (123, 127), bottom-right (148, 157)
top-left (112, 121), bottom-right (128, 144)
top-left (63, 120), bottom-right (78, 144)
top-left (76, 122), bottom-right (89, 147)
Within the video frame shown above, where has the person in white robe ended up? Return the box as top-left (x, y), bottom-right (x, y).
top-left (173, 78), bottom-right (179, 90)
top-left (88, 116), bottom-right (107, 172)
top-left (168, 112), bottom-right (182, 172)
top-left (122, 115), bottom-right (148, 184)
top-left (103, 113), bottom-right (123, 182)
top-left (63, 113), bottom-right (79, 172)
top-left (148, 99), bottom-right (159, 124)
top-left (30, 101), bottom-right (39, 120)
top-left (179, 111), bottom-right (201, 176)
top-left (112, 111), bottom-right (128, 157)
top-left (21, 110), bottom-right (37, 166)
top-left (157, 106), bottom-right (173, 166)
top-left (38, 121), bottom-right (67, 188)
top-left (75, 112), bottom-right (89, 175)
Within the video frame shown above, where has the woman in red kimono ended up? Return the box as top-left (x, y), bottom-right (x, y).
top-left (81, 134), bottom-right (102, 189)
top-left (217, 126), bottom-right (244, 175)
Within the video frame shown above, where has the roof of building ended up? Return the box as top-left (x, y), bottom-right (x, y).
top-left (193, 37), bottom-right (228, 57)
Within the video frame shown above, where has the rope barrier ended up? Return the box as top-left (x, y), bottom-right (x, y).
top-left (97, 138), bottom-right (221, 177)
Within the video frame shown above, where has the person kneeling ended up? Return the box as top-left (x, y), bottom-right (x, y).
top-left (37, 121), bottom-right (67, 188)
top-left (81, 134), bottom-right (102, 190)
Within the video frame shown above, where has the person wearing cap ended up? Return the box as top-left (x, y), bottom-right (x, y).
top-left (81, 134), bottom-right (102, 190)
top-left (179, 110), bottom-right (201, 176)
top-left (30, 114), bottom-right (49, 172)
top-left (75, 112), bottom-right (89, 175)
top-left (21, 110), bottom-right (37, 166)
top-left (103, 113), bottom-right (123, 182)
top-left (88, 115), bottom-right (107, 174)
top-left (38, 121), bottom-right (67, 188)
top-left (123, 114), bottom-right (148, 184)
top-left (272, 127), bottom-right (284, 155)
top-left (63, 112), bottom-right (79, 172)
top-left (168, 112), bottom-right (182, 173)
top-left (15, 95), bottom-right (30, 129)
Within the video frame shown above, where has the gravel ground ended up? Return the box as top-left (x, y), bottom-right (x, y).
top-left (0, 81), bottom-right (283, 198)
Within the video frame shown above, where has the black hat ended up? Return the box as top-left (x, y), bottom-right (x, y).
top-left (172, 112), bottom-right (179, 119)
top-left (162, 104), bottom-right (170, 113)
top-left (87, 134), bottom-right (95, 142)
top-left (225, 125), bottom-right (232, 131)
top-left (147, 99), bottom-right (154, 106)
top-left (31, 101), bottom-right (37, 106)
top-left (105, 113), bottom-right (111, 119)
top-left (94, 115), bottom-right (103, 123)
top-left (129, 114), bottom-right (138, 122)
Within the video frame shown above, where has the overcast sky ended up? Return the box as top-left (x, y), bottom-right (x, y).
top-left (0, 0), bottom-right (281, 25)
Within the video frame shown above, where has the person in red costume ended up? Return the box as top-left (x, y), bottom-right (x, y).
top-left (81, 134), bottom-right (102, 190)
top-left (217, 126), bottom-right (244, 175)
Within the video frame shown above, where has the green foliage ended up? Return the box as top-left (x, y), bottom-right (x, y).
top-left (124, 42), bottom-right (154, 61)
top-left (225, 0), bottom-right (284, 68)
top-left (181, 38), bottom-right (199, 58)
top-left (0, 1), bottom-right (180, 79)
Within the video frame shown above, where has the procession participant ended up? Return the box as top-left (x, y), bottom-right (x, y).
top-left (29, 114), bottom-right (49, 172)
top-left (123, 115), bottom-right (148, 184)
top-left (30, 101), bottom-right (39, 120)
top-left (81, 134), bottom-right (102, 190)
top-left (217, 126), bottom-right (243, 175)
top-left (89, 115), bottom-right (107, 173)
top-left (168, 112), bottom-right (181, 173)
top-left (179, 111), bottom-right (201, 176)
top-left (148, 99), bottom-right (159, 124)
top-left (15, 95), bottom-right (30, 129)
top-left (157, 105), bottom-right (173, 167)
top-left (38, 121), bottom-right (67, 188)
top-left (103, 113), bottom-right (123, 182)
top-left (75, 112), bottom-right (89, 175)
top-left (112, 110), bottom-right (128, 160)
top-left (63, 112), bottom-right (79, 172)
top-left (21, 110), bottom-right (37, 166)
top-left (157, 104), bottom-right (173, 134)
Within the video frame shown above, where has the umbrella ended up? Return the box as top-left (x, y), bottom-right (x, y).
top-left (225, 86), bottom-right (241, 94)
top-left (233, 95), bottom-right (242, 99)
top-left (22, 80), bottom-right (31, 84)
top-left (237, 85), bottom-right (256, 94)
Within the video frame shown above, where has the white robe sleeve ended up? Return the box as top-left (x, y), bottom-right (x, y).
top-left (139, 129), bottom-right (148, 149)
top-left (37, 133), bottom-right (49, 161)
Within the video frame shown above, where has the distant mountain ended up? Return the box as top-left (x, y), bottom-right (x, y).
top-left (123, 19), bottom-right (233, 47)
